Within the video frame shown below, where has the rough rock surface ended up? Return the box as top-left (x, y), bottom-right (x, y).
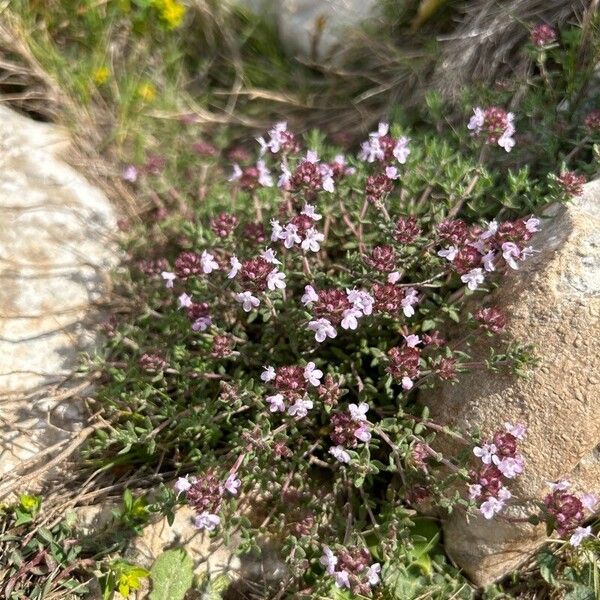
top-left (130, 506), bottom-right (243, 578)
top-left (0, 106), bottom-right (118, 483)
top-left (77, 503), bottom-right (286, 598)
top-left (427, 180), bottom-right (600, 585)
top-left (236, 0), bottom-right (380, 60)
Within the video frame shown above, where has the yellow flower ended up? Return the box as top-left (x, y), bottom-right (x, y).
top-left (93, 66), bottom-right (110, 85)
top-left (137, 82), bottom-right (157, 103)
top-left (154, 0), bottom-right (186, 29)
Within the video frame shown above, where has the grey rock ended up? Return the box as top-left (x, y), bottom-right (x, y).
top-left (426, 180), bottom-right (600, 585)
top-left (0, 106), bottom-right (118, 483)
top-left (235, 0), bottom-right (381, 60)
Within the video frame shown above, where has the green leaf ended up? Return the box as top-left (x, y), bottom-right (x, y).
top-left (149, 548), bottom-right (194, 600)
top-left (564, 585), bottom-right (596, 600)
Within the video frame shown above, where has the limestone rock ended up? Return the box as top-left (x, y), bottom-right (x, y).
top-left (0, 106), bottom-right (118, 484)
top-left (78, 503), bottom-right (286, 598)
top-left (129, 506), bottom-right (242, 579)
top-left (235, 0), bottom-right (380, 60)
top-left (426, 180), bottom-right (600, 585)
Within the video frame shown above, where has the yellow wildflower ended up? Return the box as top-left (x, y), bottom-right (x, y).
top-left (93, 66), bottom-right (110, 85)
top-left (154, 0), bottom-right (186, 29)
top-left (137, 82), bottom-right (157, 103)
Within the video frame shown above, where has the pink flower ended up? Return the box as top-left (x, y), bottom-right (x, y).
top-left (401, 288), bottom-right (419, 317)
top-left (341, 308), bottom-right (361, 330)
top-left (228, 163), bottom-right (243, 181)
top-left (261, 366), bottom-right (276, 382)
top-left (304, 362), bottom-right (323, 386)
top-left (354, 424), bottom-right (371, 443)
top-left (531, 23), bottom-right (557, 48)
top-left (473, 442), bottom-right (498, 465)
top-left (498, 128), bottom-right (515, 152)
top-left (461, 268), bottom-right (485, 290)
top-left (161, 271), bottom-right (176, 288)
top-left (235, 291), bottom-right (260, 312)
top-left (277, 163), bottom-right (292, 189)
top-left (278, 223), bottom-right (301, 248)
top-left (367, 563), bottom-right (381, 586)
top-left (261, 248), bottom-right (281, 265)
top-left (480, 496), bottom-right (505, 519)
top-left (301, 228), bottom-right (325, 252)
top-left (402, 376), bottom-right (414, 390)
top-left (270, 219), bottom-right (283, 241)
top-left (192, 316), bottom-right (212, 332)
top-left (306, 149), bottom-right (319, 163)
top-left (468, 107), bottom-right (485, 133)
top-left (224, 474), bottom-right (241, 495)
top-left (174, 475), bottom-right (196, 494)
top-left (393, 136), bottom-right (411, 164)
top-left (581, 493), bottom-right (598, 512)
top-left (359, 137), bottom-right (384, 163)
top-left (570, 526), bottom-right (592, 547)
top-left (329, 445), bottom-right (351, 463)
top-left (301, 285), bottom-right (319, 306)
top-left (385, 165), bottom-right (400, 179)
top-left (178, 292), bottom-right (193, 308)
top-left (404, 334), bottom-right (421, 348)
top-left (319, 164), bottom-right (335, 193)
top-left (194, 512), bottom-right (221, 531)
top-left (228, 256), bottom-right (242, 279)
top-left (333, 570), bottom-right (351, 588)
top-left (482, 250), bottom-right (496, 272)
top-left (349, 402), bottom-right (369, 422)
top-left (256, 160), bottom-right (273, 187)
top-left (469, 484), bottom-right (482, 500)
top-left (267, 269), bottom-right (286, 290)
top-left (320, 546), bottom-right (338, 574)
top-left (301, 203), bottom-right (322, 221)
top-left (438, 246), bottom-right (458, 262)
top-left (347, 289), bottom-right (374, 315)
top-left (287, 397), bottom-right (313, 419)
top-left (266, 393), bottom-right (285, 412)
top-left (480, 220), bottom-right (499, 240)
top-left (200, 251), bottom-right (219, 274)
top-left (122, 165), bottom-right (138, 183)
top-left (388, 271), bottom-right (401, 283)
top-left (501, 242), bottom-right (521, 269)
top-left (308, 318), bottom-right (337, 343)
top-left (494, 455), bottom-right (525, 479)
top-left (524, 216), bottom-right (541, 233)
top-left (505, 423), bottom-right (527, 440)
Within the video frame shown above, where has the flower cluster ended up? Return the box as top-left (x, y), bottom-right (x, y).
top-left (261, 362), bottom-right (323, 418)
top-left (359, 122), bottom-right (410, 165)
top-left (468, 106), bottom-right (516, 152)
top-left (329, 403), bottom-right (371, 463)
top-left (543, 481), bottom-right (597, 544)
top-left (437, 215), bottom-right (539, 291)
top-left (557, 171), bottom-right (586, 197)
top-left (469, 423), bottom-right (526, 519)
top-left (257, 121), bottom-right (300, 156)
top-left (302, 286), bottom-right (375, 342)
top-left (531, 23), bottom-right (557, 48)
top-left (229, 160), bottom-right (273, 189)
top-left (284, 150), bottom-right (335, 193)
top-left (174, 471), bottom-right (241, 531)
top-left (357, 122), bottom-right (410, 203)
top-left (138, 352), bottom-right (168, 373)
top-left (271, 205), bottom-right (325, 253)
top-left (113, 100), bottom-right (597, 597)
top-left (320, 545), bottom-right (380, 595)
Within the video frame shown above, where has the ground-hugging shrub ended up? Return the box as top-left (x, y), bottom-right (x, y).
top-left (85, 26), bottom-right (600, 599)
